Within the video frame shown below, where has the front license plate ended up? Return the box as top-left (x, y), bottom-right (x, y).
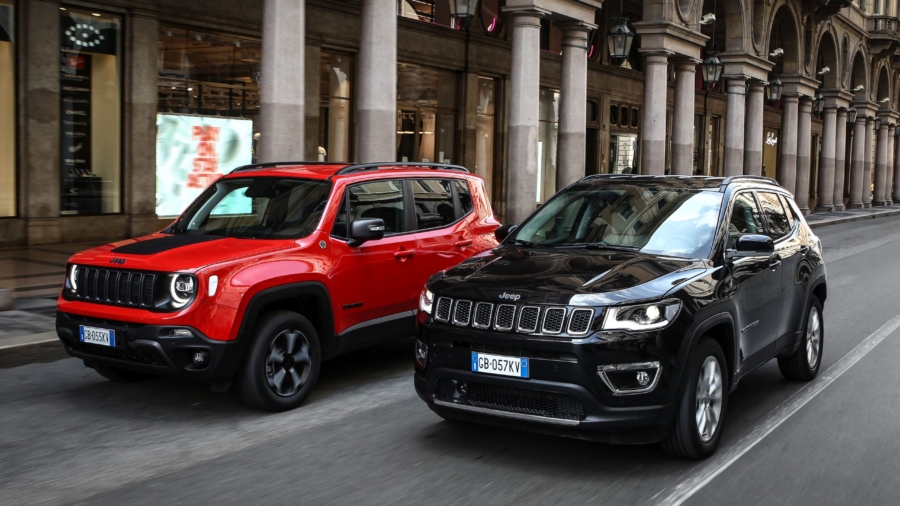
top-left (79, 326), bottom-right (115, 347)
top-left (471, 352), bottom-right (529, 378)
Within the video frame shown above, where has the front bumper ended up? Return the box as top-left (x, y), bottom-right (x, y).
top-left (56, 311), bottom-right (247, 382)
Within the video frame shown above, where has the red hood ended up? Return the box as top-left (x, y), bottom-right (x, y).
top-left (68, 233), bottom-right (297, 273)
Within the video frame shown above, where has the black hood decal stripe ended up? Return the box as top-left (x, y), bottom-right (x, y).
top-left (111, 235), bottom-right (225, 255)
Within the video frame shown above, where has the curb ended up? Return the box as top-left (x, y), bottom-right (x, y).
top-left (807, 209), bottom-right (900, 229)
top-left (0, 331), bottom-right (59, 353)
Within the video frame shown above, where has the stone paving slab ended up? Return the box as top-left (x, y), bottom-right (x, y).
top-left (805, 206), bottom-right (900, 229)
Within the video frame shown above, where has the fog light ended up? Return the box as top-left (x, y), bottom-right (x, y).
top-left (598, 361), bottom-right (660, 396)
top-left (636, 371), bottom-right (650, 386)
top-left (452, 380), bottom-right (468, 402)
top-left (170, 328), bottom-right (193, 337)
top-left (415, 339), bottom-right (428, 368)
top-left (193, 350), bottom-right (209, 367)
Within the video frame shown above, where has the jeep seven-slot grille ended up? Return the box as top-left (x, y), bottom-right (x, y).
top-left (430, 297), bottom-right (596, 337)
top-left (75, 267), bottom-right (156, 308)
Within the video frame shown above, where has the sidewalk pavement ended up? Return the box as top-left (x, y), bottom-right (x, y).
top-left (2, 206), bottom-right (900, 357)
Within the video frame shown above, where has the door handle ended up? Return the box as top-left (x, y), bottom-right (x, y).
top-left (454, 239), bottom-right (473, 248)
top-left (799, 246), bottom-right (810, 255)
top-left (394, 249), bottom-right (417, 260)
top-left (769, 258), bottom-right (782, 270)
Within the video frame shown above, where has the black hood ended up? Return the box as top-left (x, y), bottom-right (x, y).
top-left (430, 246), bottom-right (708, 306)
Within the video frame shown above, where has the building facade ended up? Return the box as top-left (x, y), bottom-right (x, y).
top-left (1, 0), bottom-right (898, 245)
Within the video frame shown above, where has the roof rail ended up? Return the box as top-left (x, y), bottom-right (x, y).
top-left (330, 162), bottom-right (470, 178)
top-left (719, 175), bottom-right (780, 187)
top-left (229, 161), bottom-right (337, 174)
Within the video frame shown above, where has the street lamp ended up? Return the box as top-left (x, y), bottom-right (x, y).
top-left (766, 75), bottom-right (783, 103)
top-left (607, 16), bottom-right (635, 61)
top-left (813, 90), bottom-right (824, 115)
top-left (448, 0), bottom-right (479, 28)
top-left (848, 106), bottom-right (858, 124)
top-left (701, 51), bottom-right (724, 90)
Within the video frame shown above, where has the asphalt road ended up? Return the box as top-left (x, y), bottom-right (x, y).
top-left (4, 216), bottom-right (900, 506)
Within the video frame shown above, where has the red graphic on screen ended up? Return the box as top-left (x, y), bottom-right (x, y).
top-left (187, 126), bottom-right (221, 189)
top-left (66, 54), bottom-right (86, 69)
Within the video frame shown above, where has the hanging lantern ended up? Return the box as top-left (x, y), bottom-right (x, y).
top-left (701, 51), bottom-right (724, 90)
top-left (847, 106), bottom-right (858, 124)
top-left (766, 75), bottom-right (783, 103)
top-left (448, 0), bottom-right (479, 24)
top-left (607, 17), bottom-right (635, 61)
top-left (813, 91), bottom-right (825, 115)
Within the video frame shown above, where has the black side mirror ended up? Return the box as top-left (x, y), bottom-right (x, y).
top-left (733, 234), bottom-right (774, 255)
top-left (495, 224), bottom-right (517, 242)
top-left (348, 218), bottom-right (385, 247)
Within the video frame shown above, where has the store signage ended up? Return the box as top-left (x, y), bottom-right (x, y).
top-left (156, 114), bottom-right (253, 217)
top-left (766, 131), bottom-right (778, 146)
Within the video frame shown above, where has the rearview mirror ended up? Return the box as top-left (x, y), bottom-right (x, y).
top-left (495, 224), bottom-right (517, 242)
top-left (348, 218), bottom-right (385, 247)
top-left (733, 234), bottom-right (774, 255)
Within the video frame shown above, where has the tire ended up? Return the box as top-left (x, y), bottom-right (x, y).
top-left (661, 338), bottom-right (728, 460)
top-left (93, 364), bottom-right (157, 383)
top-left (237, 310), bottom-right (321, 412)
top-left (778, 295), bottom-right (823, 381)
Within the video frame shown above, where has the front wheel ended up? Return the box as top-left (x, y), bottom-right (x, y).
top-left (778, 295), bottom-right (823, 381)
top-left (662, 338), bottom-right (728, 459)
top-left (237, 310), bottom-right (321, 412)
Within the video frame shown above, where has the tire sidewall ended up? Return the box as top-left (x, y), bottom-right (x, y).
top-left (678, 338), bottom-right (729, 458)
top-left (801, 296), bottom-right (824, 376)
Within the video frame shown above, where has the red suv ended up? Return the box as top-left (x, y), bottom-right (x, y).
top-left (56, 162), bottom-right (499, 410)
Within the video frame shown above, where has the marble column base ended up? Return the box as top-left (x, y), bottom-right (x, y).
top-left (848, 202), bottom-right (864, 209)
top-left (815, 205), bottom-right (835, 213)
top-left (873, 200), bottom-right (889, 206)
top-left (833, 204), bottom-right (845, 211)
top-left (800, 207), bottom-right (811, 215)
top-left (863, 203), bottom-right (872, 208)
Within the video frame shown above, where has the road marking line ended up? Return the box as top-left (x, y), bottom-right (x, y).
top-left (652, 311), bottom-right (900, 506)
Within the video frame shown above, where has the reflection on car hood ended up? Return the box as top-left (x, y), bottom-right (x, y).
top-left (430, 246), bottom-right (708, 306)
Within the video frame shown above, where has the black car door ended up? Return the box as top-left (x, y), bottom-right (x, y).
top-left (727, 191), bottom-right (783, 360)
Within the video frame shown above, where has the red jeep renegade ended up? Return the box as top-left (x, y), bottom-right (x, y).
top-left (56, 162), bottom-right (499, 411)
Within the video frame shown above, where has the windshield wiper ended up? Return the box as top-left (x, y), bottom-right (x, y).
top-left (559, 242), bottom-right (639, 252)
top-left (511, 239), bottom-right (548, 248)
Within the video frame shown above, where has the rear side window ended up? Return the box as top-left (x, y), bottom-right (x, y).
top-left (455, 180), bottom-right (473, 215)
top-left (728, 192), bottom-right (765, 244)
top-left (778, 194), bottom-right (796, 228)
top-left (412, 180), bottom-right (455, 230)
top-left (331, 180), bottom-right (406, 237)
top-left (757, 192), bottom-right (791, 239)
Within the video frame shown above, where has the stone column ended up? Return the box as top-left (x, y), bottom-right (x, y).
top-left (724, 78), bottom-right (746, 176)
top-left (258, 0), bottom-right (305, 162)
top-left (671, 61), bottom-right (696, 176)
top-left (849, 117), bottom-right (866, 208)
top-left (832, 109), bottom-right (848, 211)
top-left (555, 23), bottom-right (591, 189)
top-left (743, 82), bottom-right (765, 176)
top-left (894, 129), bottom-right (900, 202)
top-left (640, 54), bottom-right (669, 175)
top-left (795, 97), bottom-right (813, 214)
top-left (778, 95), bottom-right (799, 195)
top-left (863, 117), bottom-right (875, 207)
top-left (357, 0), bottom-right (397, 163)
top-left (873, 119), bottom-right (889, 206)
top-left (887, 125), bottom-right (896, 205)
top-left (815, 106), bottom-right (837, 212)
top-left (506, 11), bottom-right (543, 225)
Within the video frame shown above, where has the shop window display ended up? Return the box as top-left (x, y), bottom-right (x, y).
top-left (0, 0), bottom-right (14, 217)
top-left (396, 63), bottom-right (457, 165)
top-left (318, 52), bottom-right (352, 162)
top-left (538, 89), bottom-right (559, 203)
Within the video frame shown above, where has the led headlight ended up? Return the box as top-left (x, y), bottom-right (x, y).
top-left (419, 288), bottom-right (434, 315)
top-left (602, 299), bottom-right (682, 332)
top-left (68, 264), bottom-right (80, 291)
top-left (168, 274), bottom-right (196, 308)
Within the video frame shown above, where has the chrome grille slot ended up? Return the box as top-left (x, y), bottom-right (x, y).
top-left (473, 302), bottom-right (493, 329)
top-left (453, 300), bottom-right (473, 326)
top-left (517, 306), bottom-right (540, 333)
top-left (435, 297), bottom-right (453, 322)
top-left (567, 308), bottom-right (594, 335)
top-left (542, 307), bottom-right (566, 334)
top-left (494, 304), bottom-right (516, 331)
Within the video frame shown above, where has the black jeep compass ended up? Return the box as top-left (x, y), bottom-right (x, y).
top-left (414, 175), bottom-right (826, 459)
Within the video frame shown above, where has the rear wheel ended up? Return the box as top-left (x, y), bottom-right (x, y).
top-left (662, 338), bottom-right (728, 460)
top-left (778, 296), bottom-right (823, 381)
top-left (237, 310), bottom-right (321, 411)
top-left (92, 364), bottom-right (157, 383)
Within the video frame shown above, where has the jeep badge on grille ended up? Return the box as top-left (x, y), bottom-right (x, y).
top-left (498, 292), bottom-right (521, 301)
top-left (110, 258), bottom-right (126, 265)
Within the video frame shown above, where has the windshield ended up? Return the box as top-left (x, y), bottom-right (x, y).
top-left (510, 185), bottom-right (723, 258)
top-left (172, 177), bottom-right (332, 239)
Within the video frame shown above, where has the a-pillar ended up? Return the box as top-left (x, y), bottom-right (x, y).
top-left (848, 116), bottom-right (867, 208)
top-left (258, 0), bottom-right (305, 162)
top-left (724, 78), bottom-right (747, 176)
top-left (671, 61), bottom-right (697, 175)
top-left (832, 108), bottom-right (848, 211)
top-left (815, 105), bottom-right (837, 212)
top-left (505, 9), bottom-right (545, 224)
top-left (873, 117), bottom-right (890, 206)
top-left (357, 0), bottom-right (397, 163)
top-left (863, 117), bottom-right (875, 207)
top-left (778, 95), bottom-right (799, 194)
top-left (887, 125), bottom-right (896, 205)
top-left (640, 53), bottom-right (669, 175)
top-left (743, 82), bottom-right (765, 176)
top-left (795, 97), bottom-right (813, 214)
top-left (556, 22), bottom-right (593, 188)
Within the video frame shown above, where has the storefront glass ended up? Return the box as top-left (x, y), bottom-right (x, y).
top-left (0, 0), bottom-right (14, 217)
top-left (537, 89), bottom-right (559, 203)
top-left (156, 27), bottom-right (261, 217)
top-left (398, 0), bottom-right (452, 26)
top-left (396, 62), bottom-right (457, 164)
top-left (475, 77), bottom-right (495, 196)
top-left (59, 7), bottom-right (122, 216)
top-left (608, 104), bottom-right (640, 174)
top-left (319, 52), bottom-right (352, 162)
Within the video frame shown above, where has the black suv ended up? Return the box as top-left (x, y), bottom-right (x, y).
top-left (414, 175), bottom-right (826, 459)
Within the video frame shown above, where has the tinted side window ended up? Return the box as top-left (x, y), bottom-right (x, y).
top-left (455, 180), bottom-right (473, 215)
top-left (758, 192), bottom-right (791, 239)
top-left (412, 179), bottom-right (455, 230)
top-left (340, 180), bottom-right (406, 235)
top-left (778, 194), bottom-right (796, 228)
top-left (729, 192), bottom-right (765, 243)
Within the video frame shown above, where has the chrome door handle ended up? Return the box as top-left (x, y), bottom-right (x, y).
top-left (769, 259), bottom-right (782, 270)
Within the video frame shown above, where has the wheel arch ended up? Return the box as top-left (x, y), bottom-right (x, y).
top-left (811, 276), bottom-right (827, 305)
top-left (673, 311), bottom-right (738, 398)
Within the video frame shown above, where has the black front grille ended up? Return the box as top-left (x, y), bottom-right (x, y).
top-left (75, 267), bottom-right (156, 308)
top-left (473, 303), bottom-right (493, 328)
top-left (567, 309), bottom-right (594, 335)
top-left (453, 300), bottom-right (473, 326)
top-left (542, 308), bottom-right (566, 334)
top-left (435, 298), bottom-right (453, 322)
top-left (68, 341), bottom-right (164, 365)
top-left (517, 307), bottom-right (540, 333)
top-left (495, 304), bottom-right (516, 331)
top-left (435, 379), bottom-right (586, 422)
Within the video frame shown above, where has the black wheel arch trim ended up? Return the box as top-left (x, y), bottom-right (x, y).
top-left (669, 310), bottom-right (738, 402)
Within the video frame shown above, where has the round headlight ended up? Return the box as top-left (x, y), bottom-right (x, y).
top-left (169, 274), bottom-right (195, 307)
top-left (68, 265), bottom-right (79, 290)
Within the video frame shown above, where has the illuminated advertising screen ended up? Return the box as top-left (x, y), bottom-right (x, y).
top-left (156, 114), bottom-right (253, 216)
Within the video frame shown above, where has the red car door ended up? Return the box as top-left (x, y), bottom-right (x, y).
top-left (411, 178), bottom-right (478, 284)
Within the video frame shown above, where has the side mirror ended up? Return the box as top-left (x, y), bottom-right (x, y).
top-left (348, 218), bottom-right (385, 247)
top-left (733, 234), bottom-right (774, 255)
top-left (495, 224), bottom-right (517, 242)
